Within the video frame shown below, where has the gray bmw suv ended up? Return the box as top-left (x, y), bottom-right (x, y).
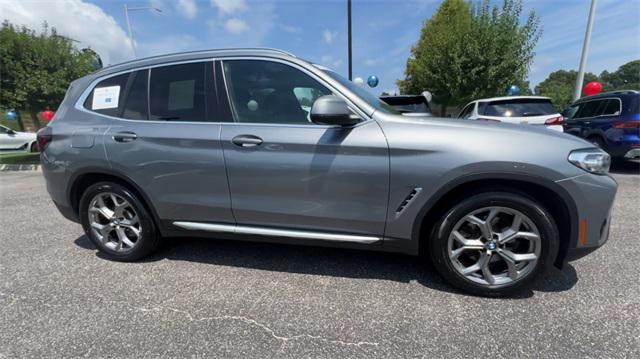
top-left (39, 48), bottom-right (616, 296)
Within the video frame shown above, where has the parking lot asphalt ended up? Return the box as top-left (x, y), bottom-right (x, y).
top-left (1, 162), bottom-right (639, 358)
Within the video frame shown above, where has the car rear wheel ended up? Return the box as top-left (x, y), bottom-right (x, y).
top-left (429, 192), bottom-right (559, 296)
top-left (30, 142), bottom-right (38, 152)
top-left (79, 182), bottom-right (160, 261)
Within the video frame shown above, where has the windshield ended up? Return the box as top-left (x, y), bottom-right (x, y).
top-left (321, 69), bottom-right (399, 114)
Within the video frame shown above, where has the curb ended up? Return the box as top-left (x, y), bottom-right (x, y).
top-left (0, 164), bottom-right (41, 172)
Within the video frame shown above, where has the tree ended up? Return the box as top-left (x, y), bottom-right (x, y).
top-left (397, 0), bottom-right (473, 115)
top-left (398, 0), bottom-right (541, 115)
top-left (600, 60), bottom-right (640, 91)
top-left (536, 70), bottom-right (599, 111)
top-left (0, 21), bottom-right (95, 130)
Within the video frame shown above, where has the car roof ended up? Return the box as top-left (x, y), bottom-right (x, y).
top-left (572, 90), bottom-right (639, 104)
top-left (471, 96), bottom-right (552, 103)
top-left (92, 48), bottom-right (297, 76)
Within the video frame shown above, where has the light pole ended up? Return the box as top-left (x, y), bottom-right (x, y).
top-left (347, 0), bottom-right (353, 80)
top-left (573, 0), bottom-right (597, 101)
top-left (124, 4), bottom-right (162, 58)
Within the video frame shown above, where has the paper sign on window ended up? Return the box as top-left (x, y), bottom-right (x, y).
top-left (92, 86), bottom-right (121, 110)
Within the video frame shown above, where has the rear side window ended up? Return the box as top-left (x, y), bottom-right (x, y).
top-left (83, 73), bottom-right (129, 117)
top-left (575, 100), bottom-right (604, 119)
top-left (149, 62), bottom-right (207, 122)
top-left (122, 70), bottom-right (148, 120)
top-left (600, 99), bottom-right (621, 116)
top-left (482, 99), bottom-right (557, 117)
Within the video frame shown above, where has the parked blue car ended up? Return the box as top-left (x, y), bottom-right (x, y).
top-left (563, 90), bottom-right (640, 160)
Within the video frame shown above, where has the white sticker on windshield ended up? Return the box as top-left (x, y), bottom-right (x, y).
top-left (92, 86), bottom-right (120, 110)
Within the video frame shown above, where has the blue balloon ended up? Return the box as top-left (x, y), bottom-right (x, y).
top-left (5, 110), bottom-right (18, 121)
top-left (367, 75), bottom-right (379, 88)
top-left (507, 85), bottom-right (520, 96)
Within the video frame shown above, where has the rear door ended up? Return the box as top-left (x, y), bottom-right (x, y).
top-left (100, 61), bottom-right (234, 226)
top-left (218, 58), bottom-right (389, 238)
top-left (567, 99), bottom-right (606, 138)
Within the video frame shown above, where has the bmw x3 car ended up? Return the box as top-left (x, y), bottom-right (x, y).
top-left (39, 48), bottom-right (617, 296)
top-left (563, 90), bottom-right (640, 160)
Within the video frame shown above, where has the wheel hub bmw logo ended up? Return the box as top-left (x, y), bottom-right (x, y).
top-left (486, 242), bottom-right (497, 250)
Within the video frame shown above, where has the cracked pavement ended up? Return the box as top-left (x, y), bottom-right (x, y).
top-left (1, 162), bottom-right (639, 358)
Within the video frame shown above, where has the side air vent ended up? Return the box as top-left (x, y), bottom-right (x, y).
top-left (395, 187), bottom-right (422, 218)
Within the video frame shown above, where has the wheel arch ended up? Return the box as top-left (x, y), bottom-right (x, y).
top-left (67, 168), bottom-right (162, 232)
top-left (413, 173), bottom-right (578, 268)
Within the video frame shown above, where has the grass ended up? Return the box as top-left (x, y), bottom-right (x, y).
top-left (0, 152), bottom-right (41, 165)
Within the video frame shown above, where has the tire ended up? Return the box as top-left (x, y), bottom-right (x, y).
top-left (428, 191), bottom-right (559, 297)
top-left (79, 182), bottom-right (160, 261)
top-left (30, 142), bottom-right (38, 152)
top-left (589, 136), bottom-right (606, 150)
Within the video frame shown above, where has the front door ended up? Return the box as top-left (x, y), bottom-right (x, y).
top-left (219, 59), bottom-right (389, 237)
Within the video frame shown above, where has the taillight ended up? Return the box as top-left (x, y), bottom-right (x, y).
top-left (613, 121), bottom-right (640, 129)
top-left (37, 126), bottom-right (53, 151)
top-left (478, 117), bottom-right (501, 122)
top-left (545, 116), bottom-right (564, 125)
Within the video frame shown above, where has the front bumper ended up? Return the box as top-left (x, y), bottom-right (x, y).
top-left (556, 172), bottom-right (617, 261)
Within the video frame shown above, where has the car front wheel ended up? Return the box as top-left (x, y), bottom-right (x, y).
top-left (429, 191), bottom-right (559, 296)
top-left (79, 182), bottom-right (160, 261)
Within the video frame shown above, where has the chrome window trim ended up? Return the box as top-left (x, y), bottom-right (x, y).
top-left (573, 97), bottom-right (623, 120)
top-left (173, 221), bottom-right (381, 244)
top-left (74, 58), bottom-right (221, 125)
top-left (219, 56), bottom-right (372, 124)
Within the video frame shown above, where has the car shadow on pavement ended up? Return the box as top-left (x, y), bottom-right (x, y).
top-left (609, 159), bottom-right (640, 175)
top-left (74, 235), bottom-right (578, 299)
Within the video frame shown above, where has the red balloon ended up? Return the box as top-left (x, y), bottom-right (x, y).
top-left (41, 110), bottom-right (55, 122)
top-left (583, 81), bottom-right (602, 97)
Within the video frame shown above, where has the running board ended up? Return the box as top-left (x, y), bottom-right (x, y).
top-left (172, 221), bottom-right (382, 244)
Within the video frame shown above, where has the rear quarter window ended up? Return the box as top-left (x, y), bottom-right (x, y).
top-left (83, 73), bottom-right (129, 117)
top-left (482, 99), bottom-right (557, 117)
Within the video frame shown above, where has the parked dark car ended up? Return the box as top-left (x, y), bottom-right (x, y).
top-left (563, 90), bottom-right (640, 160)
top-left (380, 94), bottom-right (432, 115)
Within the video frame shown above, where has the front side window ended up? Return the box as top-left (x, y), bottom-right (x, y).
top-left (223, 60), bottom-right (332, 125)
top-left (83, 73), bottom-right (129, 117)
top-left (149, 62), bottom-right (207, 122)
top-left (562, 105), bottom-right (579, 120)
top-left (458, 103), bottom-right (473, 119)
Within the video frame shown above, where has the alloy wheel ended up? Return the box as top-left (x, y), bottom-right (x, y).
top-left (447, 206), bottom-right (541, 286)
top-left (88, 192), bottom-right (141, 252)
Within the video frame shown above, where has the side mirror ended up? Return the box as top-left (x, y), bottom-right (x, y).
top-left (310, 95), bottom-right (359, 126)
top-left (7, 129), bottom-right (16, 135)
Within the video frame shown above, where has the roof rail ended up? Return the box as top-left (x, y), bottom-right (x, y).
top-left (96, 47), bottom-right (295, 74)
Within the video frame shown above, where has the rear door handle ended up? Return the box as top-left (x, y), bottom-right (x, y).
top-left (232, 134), bottom-right (263, 147)
top-left (113, 131), bottom-right (137, 142)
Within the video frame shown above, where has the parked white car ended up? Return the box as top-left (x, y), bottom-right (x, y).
top-left (458, 96), bottom-right (564, 132)
top-left (0, 124), bottom-right (38, 152)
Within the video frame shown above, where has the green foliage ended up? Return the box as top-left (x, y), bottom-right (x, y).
top-left (535, 70), bottom-right (599, 111)
top-left (600, 60), bottom-right (640, 91)
top-left (0, 21), bottom-right (95, 128)
top-left (398, 0), bottom-right (540, 112)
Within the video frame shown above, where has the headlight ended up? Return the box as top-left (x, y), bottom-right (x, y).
top-left (568, 148), bottom-right (611, 175)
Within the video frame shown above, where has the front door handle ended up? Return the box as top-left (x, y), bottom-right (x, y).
top-left (232, 134), bottom-right (263, 147)
top-left (113, 131), bottom-right (137, 143)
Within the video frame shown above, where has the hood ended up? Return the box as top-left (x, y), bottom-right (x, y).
top-left (382, 114), bottom-right (588, 146)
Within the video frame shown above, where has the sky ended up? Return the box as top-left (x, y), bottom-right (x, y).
top-left (1, 0), bottom-right (639, 96)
